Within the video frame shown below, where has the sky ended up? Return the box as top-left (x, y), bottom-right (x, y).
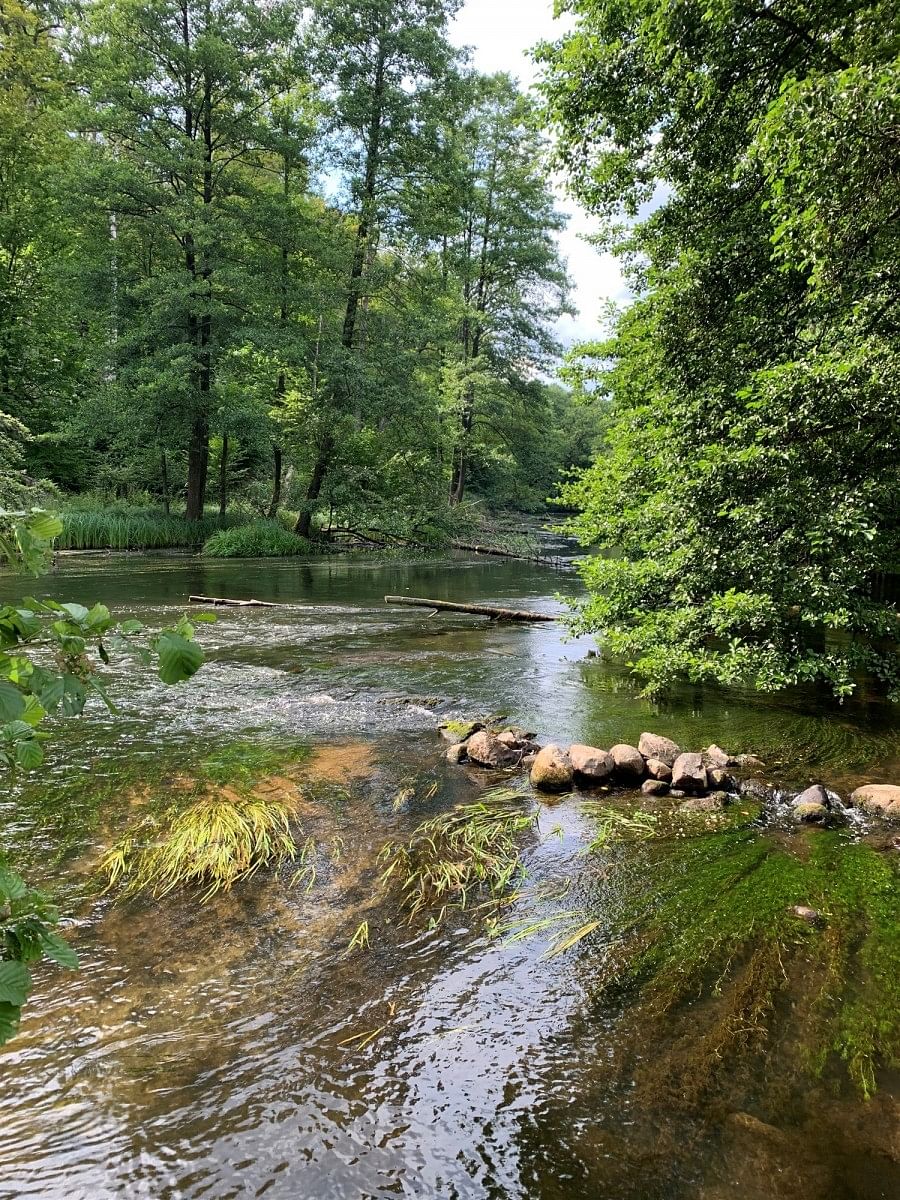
top-left (450, 0), bottom-right (630, 348)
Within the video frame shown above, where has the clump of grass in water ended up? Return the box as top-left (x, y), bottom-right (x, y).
top-left (102, 793), bottom-right (296, 900)
top-left (377, 787), bottom-right (537, 922)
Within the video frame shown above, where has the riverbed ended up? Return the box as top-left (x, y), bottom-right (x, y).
top-left (0, 552), bottom-right (898, 1199)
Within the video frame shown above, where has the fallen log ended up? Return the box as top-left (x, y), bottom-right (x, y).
top-left (384, 595), bottom-right (556, 622)
top-left (189, 594), bottom-right (281, 608)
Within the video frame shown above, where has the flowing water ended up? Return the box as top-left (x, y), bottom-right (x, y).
top-left (0, 551), bottom-right (898, 1199)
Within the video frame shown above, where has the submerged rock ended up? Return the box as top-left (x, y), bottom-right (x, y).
top-left (736, 753), bottom-right (766, 772)
top-left (439, 720), bottom-right (483, 745)
top-left (739, 777), bottom-right (778, 804)
top-left (679, 795), bottom-right (725, 813)
top-left (645, 757), bottom-right (672, 782)
top-left (530, 744), bottom-right (573, 792)
top-left (791, 905), bottom-right (823, 925)
top-left (671, 752), bottom-right (707, 793)
top-left (465, 730), bottom-right (515, 768)
top-left (638, 732), bottom-right (680, 766)
top-left (446, 743), bottom-right (468, 765)
top-left (850, 783), bottom-right (900, 819)
top-left (641, 778), bottom-right (669, 797)
top-left (610, 743), bottom-right (645, 780)
top-left (569, 743), bottom-right (614, 783)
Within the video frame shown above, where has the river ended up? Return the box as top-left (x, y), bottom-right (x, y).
top-left (0, 551), bottom-right (898, 1199)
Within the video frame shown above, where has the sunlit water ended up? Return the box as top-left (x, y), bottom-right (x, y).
top-left (0, 551), bottom-right (898, 1199)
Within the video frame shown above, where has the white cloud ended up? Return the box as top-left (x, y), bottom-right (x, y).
top-left (450, 0), bottom-right (631, 352)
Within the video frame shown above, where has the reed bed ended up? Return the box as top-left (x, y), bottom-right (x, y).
top-left (59, 509), bottom-right (234, 550)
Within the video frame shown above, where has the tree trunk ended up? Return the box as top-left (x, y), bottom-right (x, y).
top-left (185, 416), bottom-right (209, 521)
top-left (160, 447), bottom-right (170, 514)
top-left (219, 431), bottom-right (229, 520)
top-left (267, 444), bottom-right (283, 519)
top-left (294, 437), bottom-right (332, 538)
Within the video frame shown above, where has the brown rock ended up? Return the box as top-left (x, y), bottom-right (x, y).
top-left (530, 744), bottom-right (573, 792)
top-left (671, 752), bottom-right (706, 792)
top-left (679, 796), bottom-right (724, 813)
top-left (569, 743), bottom-right (614, 783)
top-left (737, 754), bottom-right (766, 772)
top-left (707, 766), bottom-right (731, 790)
top-left (642, 778), bottom-right (669, 796)
top-left (704, 743), bottom-right (734, 768)
top-left (465, 730), bottom-right (515, 768)
top-left (850, 783), bottom-right (900, 819)
top-left (645, 758), bottom-right (672, 782)
top-left (610, 743), bottom-right (645, 780)
top-left (445, 743), bottom-right (468, 765)
top-left (637, 732), bottom-right (680, 767)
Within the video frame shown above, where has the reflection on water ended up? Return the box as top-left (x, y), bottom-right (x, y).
top-left (0, 552), bottom-right (898, 1199)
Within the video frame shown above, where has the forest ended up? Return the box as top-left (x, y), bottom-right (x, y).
top-left (1, 0), bottom-right (594, 549)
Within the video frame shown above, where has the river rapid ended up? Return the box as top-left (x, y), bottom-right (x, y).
top-left (0, 551), bottom-right (898, 1200)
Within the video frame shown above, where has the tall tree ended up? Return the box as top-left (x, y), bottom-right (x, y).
top-left (540, 0), bottom-right (900, 700)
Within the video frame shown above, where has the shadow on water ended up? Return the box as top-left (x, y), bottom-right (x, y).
top-left (0, 553), bottom-right (898, 1199)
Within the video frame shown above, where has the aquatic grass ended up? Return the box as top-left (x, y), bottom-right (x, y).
top-left (202, 521), bottom-right (313, 558)
top-left (58, 508), bottom-right (234, 550)
top-left (377, 786), bottom-right (537, 921)
top-left (198, 740), bottom-right (308, 787)
top-left (581, 805), bottom-right (658, 852)
top-left (101, 793), bottom-right (297, 900)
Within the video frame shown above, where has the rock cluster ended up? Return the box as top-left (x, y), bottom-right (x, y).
top-left (437, 720), bottom-right (900, 827)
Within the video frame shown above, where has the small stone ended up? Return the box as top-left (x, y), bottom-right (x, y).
top-left (669, 789), bottom-right (686, 799)
top-left (791, 905), bottom-right (823, 925)
top-left (530, 744), bottom-right (574, 792)
top-left (706, 766), bottom-right (731, 790)
top-left (641, 779), bottom-right (669, 796)
top-left (521, 751), bottom-right (537, 769)
top-left (707, 790), bottom-right (730, 805)
top-left (439, 720), bottom-right (483, 745)
top-left (793, 783), bottom-right (830, 811)
top-left (466, 730), bottom-right (515, 768)
top-left (850, 784), bottom-right (900, 819)
top-left (703, 744), bottom-right (735, 768)
top-left (671, 752), bottom-right (707, 793)
top-left (794, 802), bottom-right (829, 823)
top-left (445, 743), bottom-right (468, 764)
top-left (645, 758), bottom-right (672, 782)
top-left (569, 743), bottom-right (615, 783)
top-left (610, 743), bottom-right (645, 780)
top-left (637, 732), bottom-right (680, 767)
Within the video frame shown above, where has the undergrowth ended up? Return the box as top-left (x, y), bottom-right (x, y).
top-left (202, 521), bottom-right (313, 558)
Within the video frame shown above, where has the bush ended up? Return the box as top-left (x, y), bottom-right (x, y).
top-left (202, 521), bottom-right (313, 558)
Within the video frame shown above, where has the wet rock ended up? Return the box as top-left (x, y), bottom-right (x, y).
top-left (645, 757), bottom-right (672, 782)
top-left (641, 778), bottom-right (669, 797)
top-left (496, 726), bottom-right (535, 749)
top-left (794, 802), bottom-right (830, 824)
top-left (445, 743), bottom-right (468, 765)
top-left (439, 720), bottom-right (483, 745)
top-left (669, 789), bottom-right (686, 799)
top-left (637, 732), bottom-right (680, 767)
top-left (530, 744), bottom-right (573, 792)
top-left (569, 743), bottom-right (614, 783)
top-left (465, 730), bottom-right (515, 768)
top-left (671, 752), bottom-right (707, 793)
top-left (739, 777), bottom-right (778, 804)
top-left (737, 754), bottom-right (766, 772)
top-left (521, 751), bottom-right (538, 769)
top-left (791, 905), bottom-right (823, 925)
top-left (706, 766), bottom-right (732, 790)
top-left (850, 783), bottom-right (900, 820)
top-left (708, 790), bottom-right (731, 805)
top-left (704, 743), bottom-right (736, 768)
top-left (793, 783), bottom-right (830, 810)
top-left (610, 743), bottom-right (645, 781)
top-left (679, 795), bottom-right (725, 813)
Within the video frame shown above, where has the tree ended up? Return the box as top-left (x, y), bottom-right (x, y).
top-left (539, 0), bottom-right (900, 699)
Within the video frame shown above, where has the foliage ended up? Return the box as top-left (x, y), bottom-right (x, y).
top-left (540, 0), bottom-right (900, 700)
top-left (202, 521), bottom-right (313, 558)
top-left (101, 793), bottom-right (297, 901)
top-left (58, 507), bottom-right (233, 550)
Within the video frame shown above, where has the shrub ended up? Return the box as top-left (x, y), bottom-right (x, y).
top-left (202, 520), bottom-right (313, 558)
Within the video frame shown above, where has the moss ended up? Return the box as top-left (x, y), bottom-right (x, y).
top-left (197, 740), bottom-right (309, 788)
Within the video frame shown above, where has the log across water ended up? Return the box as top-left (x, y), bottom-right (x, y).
top-left (384, 595), bottom-right (557, 622)
top-left (189, 594), bottom-right (281, 608)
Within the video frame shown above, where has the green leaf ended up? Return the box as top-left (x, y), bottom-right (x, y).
top-left (192, 612), bottom-right (218, 624)
top-left (25, 511), bottom-right (63, 540)
top-left (59, 602), bottom-right (90, 624)
top-left (0, 681), bottom-right (25, 722)
top-left (0, 960), bottom-right (31, 1006)
top-left (0, 868), bottom-right (27, 903)
top-left (38, 929), bottom-right (79, 971)
top-left (15, 737), bottom-right (44, 770)
top-left (157, 631), bottom-right (204, 684)
top-left (0, 1001), bottom-right (21, 1046)
top-left (119, 619), bottom-right (144, 635)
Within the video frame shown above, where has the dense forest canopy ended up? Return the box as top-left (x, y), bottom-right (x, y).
top-left (540, 0), bottom-right (900, 700)
top-left (0, 0), bottom-right (594, 537)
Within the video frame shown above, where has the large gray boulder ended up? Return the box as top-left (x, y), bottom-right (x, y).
top-left (530, 744), bottom-right (574, 792)
top-left (671, 752), bottom-right (707, 793)
top-left (610, 743), bottom-right (645, 781)
top-left (465, 730), bottom-right (515, 768)
top-left (849, 783), bottom-right (900, 820)
top-left (569, 744), bottom-right (614, 783)
top-left (637, 732), bottom-right (680, 767)
top-left (793, 784), bottom-right (830, 810)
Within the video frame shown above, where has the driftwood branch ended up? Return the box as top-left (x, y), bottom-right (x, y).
top-left (384, 595), bottom-right (557, 622)
top-left (189, 594), bottom-right (281, 608)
